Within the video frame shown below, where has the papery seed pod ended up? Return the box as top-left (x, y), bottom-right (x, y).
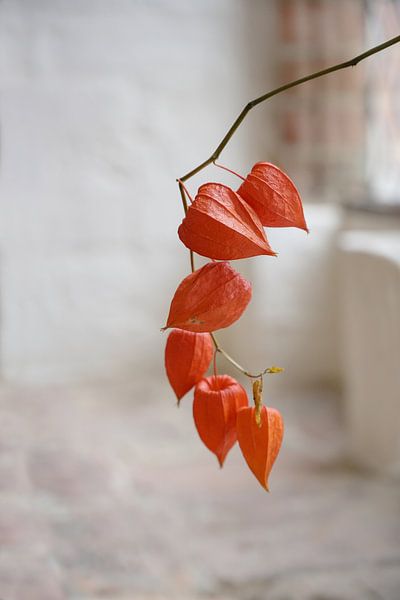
top-left (237, 405), bottom-right (284, 491)
top-left (238, 162), bottom-right (308, 232)
top-left (178, 183), bottom-right (276, 260)
top-left (165, 329), bottom-right (213, 402)
top-left (164, 261), bottom-right (252, 333)
top-left (193, 375), bottom-right (248, 466)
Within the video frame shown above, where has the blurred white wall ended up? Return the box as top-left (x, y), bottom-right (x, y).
top-left (0, 0), bottom-right (279, 383)
top-left (339, 230), bottom-right (400, 473)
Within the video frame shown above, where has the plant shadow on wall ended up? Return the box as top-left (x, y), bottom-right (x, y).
top-left (162, 34), bottom-right (400, 490)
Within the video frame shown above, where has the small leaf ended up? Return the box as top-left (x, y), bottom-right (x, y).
top-left (178, 183), bottom-right (276, 259)
top-left (193, 375), bottom-right (248, 466)
top-left (238, 162), bottom-right (308, 232)
top-left (265, 366), bottom-right (284, 374)
top-left (165, 329), bottom-right (213, 402)
top-left (237, 405), bottom-right (284, 490)
top-left (164, 261), bottom-right (252, 333)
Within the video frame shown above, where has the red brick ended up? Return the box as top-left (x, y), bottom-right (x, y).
top-left (279, 0), bottom-right (298, 43)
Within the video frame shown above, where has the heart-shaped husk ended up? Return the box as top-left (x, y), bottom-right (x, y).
top-left (165, 329), bottom-right (214, 402)
top-left (178, 182), bottom-right (276, 259)
top-left (164, 261), bottom-right (252, 333)
top-left (238, 162), bottom-right (308, 232)
top-left (237, 405), bottom-right (284, 490)
top-left (193, 375), bottom-right (248, 466)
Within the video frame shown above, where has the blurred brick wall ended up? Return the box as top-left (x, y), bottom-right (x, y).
top-left (273, 0), bottom-right (365, 203)
top-left (364, 0), bottom-right (400, 205)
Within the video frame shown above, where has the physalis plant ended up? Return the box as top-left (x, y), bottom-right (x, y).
top-left (163, 162), bottom-right (308, 490)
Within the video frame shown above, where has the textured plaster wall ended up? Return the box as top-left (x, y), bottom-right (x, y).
top-left (0, 0), bottom-right (278, 383)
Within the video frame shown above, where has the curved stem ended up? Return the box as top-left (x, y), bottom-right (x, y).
top-left (178, 182), bottom-right (195, 272)
top-left (213, 349), bottom-right (218, 379)
top-left (213, 161), bottom-right (245, 181)
top-left (178, 181), bottom-right (188, 214)
top-left (211, 333), bottom-right (282, 379)
top-left (177, 34), bottom-right (400, 379)
top-left (177, 179), bottom-right (194, 203)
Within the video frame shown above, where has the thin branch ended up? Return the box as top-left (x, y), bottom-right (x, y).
top-left (178, 181), bottom-right (195, 272)
top-left (213, 161), bottom-right (245, 181)
top-left (178, 181), bottom-right (188, 214)
top-left (179, 34), bottom-right (400, 183)
top-left (211, 333), bottom-right (283, 379)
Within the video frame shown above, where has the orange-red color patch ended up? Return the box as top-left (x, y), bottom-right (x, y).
top-left (193, 375), bottom-right (248, 466)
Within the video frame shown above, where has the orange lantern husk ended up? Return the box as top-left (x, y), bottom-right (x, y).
top-left (238, 162), bottom-right (308, 232)
top-left (164, 261), bottom-right (252, 333)
top-left (193, 375), bottom-right (248, 466)
top-left (237, 405), bottom-right (284, 491)
top-left (178, 182), bottom-right (276, 259)
top-left (165, 329), bottom-right (214, 402)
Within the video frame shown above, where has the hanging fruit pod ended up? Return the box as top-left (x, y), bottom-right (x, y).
top-left (164, 261), bottom-right (252, 333)
top-left (193, 375), bottom-right (248, 466)
top-left (165, 329), bottom-right (214, 402)
top-left (238, 162), bottom-right (308, 232)
top-left (178, 183), bottom-right (276, 260)
top-left (237, 405), bottom-right (284, 491)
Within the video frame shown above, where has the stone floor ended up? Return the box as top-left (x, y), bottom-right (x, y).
top-left (0, 381), bottom-right (399, 600)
